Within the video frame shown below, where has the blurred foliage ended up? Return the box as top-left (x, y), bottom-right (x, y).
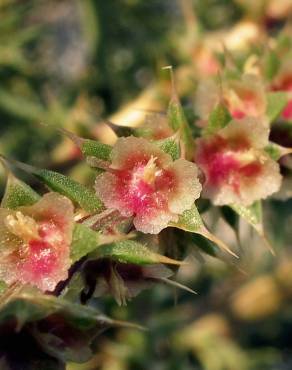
top-left (0, 0), bottom-right (292, 369)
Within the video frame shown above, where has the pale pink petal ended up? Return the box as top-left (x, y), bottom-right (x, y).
top-left (95, 172), bottom-right (133, 217)
top-left (21, 192), bottom-right (74, 246)
top-left (220, 117), bottom-right (270, 149)
top-left (226, 74), bottom-right (267, 118)
top-left (110, 136), bottom-right (172, 170)
top-left (167, 159), bottom-right (202, 214)
top-left (133, 209), bottom-right (177, 234)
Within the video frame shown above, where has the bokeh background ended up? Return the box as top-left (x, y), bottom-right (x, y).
top-left (0, 1), bottom-right (292, 369)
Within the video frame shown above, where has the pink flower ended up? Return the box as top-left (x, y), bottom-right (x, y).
top-left (95, 137), bottom-right (201, 234)
top-left (195, 118), bottom-right (282, 205)
top-left (195, 74), bottom-right (266, 123)
top-left (0, 193), bottom-right (74, 292)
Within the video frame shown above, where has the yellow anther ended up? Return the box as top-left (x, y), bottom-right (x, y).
top-left (5, 211), bottom-right (39, 242)
top-left (142, 156), bottom-right (160, 184)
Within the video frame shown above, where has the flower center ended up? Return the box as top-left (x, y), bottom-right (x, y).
top-left (134, 156), bottom-right (161, 185)
top-left (5, 211), bottom-right (39, 242)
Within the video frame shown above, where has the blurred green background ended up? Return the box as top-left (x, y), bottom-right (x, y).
top-left (0, 1), bottom-right (292, 369)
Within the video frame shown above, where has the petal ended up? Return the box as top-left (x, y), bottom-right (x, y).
top-left (167, 159), bottom-right (202, 214)
top-left (220, 117), bottom-right (270, 149)
top-left (0, 209), bottom-right (23, 256)
top-left (133, 209), bottom-right (177, 234)
top-left (143, 113), bottom-right (173, 139)
top-left (226, 74), bottom-right (267, 118)
top-left (205, 157), bottom-right (282, 206)
top-left (110, 136), bottom-right (172, 170)
top-left (20, 192), bottom-right (74, 246)
top-left (95, 172), bottom-right (133, 217)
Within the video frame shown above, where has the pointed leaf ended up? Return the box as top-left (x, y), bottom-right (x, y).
top-left (264, 50), bottom-right (280, 80)
top-left (230, 202), bottom-right (274, 254)
top-left (203, 102), bottom-right (231, 135)
top-left (0, 286), bottom-right (143, 364)
top-left (170, 205), bottom-right (238, 258)
top-left (165, 68), bottom-right (194, 159)
top-left (266, 91), bottom-right (288, 123)
top-left (1, 172), bottom-right (40, 209)
top-left (60, 129), bottom-right (112, 161)
top-left (189, 233), bottom-right (217, 257)
top-left (265, 142), bottom-right (292, 160)
top-left (156, 137), bottom-right (180, 160)
top-left (5, 159), bottom-right (103, 213)
top-left (94, 240), bottom-right (185, 266)
top-left (70, 224), bottom-right (100, 262)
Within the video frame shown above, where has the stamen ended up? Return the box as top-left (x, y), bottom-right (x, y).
top-left (142, 156), bottom-right (160, 184)
top-left (5, 211), bottom-right (39, 242)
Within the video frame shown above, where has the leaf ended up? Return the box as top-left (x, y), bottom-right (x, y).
top-left (0, 286), bottom-right (143, 364)
top-left (221, 205), bottom-right (239, 233)
top-left (60, 129), bottom-right (112, 161)
top-left (93, 240), bottom-right (185, 266)
top-left (203, 102), bottom-right (231, 135)
top-left (1, 171), bottom-right (40, 209)
top-left (230, 202), bottom-right (274, 255)
top-left (165, 67), bottom-right (194, 159)
top-left (189, 233), bottom-right (217, 257)
top-left (156, 136), bottom-right (180, 160)
top-left (266, 91), bottom-right (288, 123)
top-left (170, 205), bottom-right (238, 258)
top-left (265, 142), bottom-right (292, 160)
top-left (4, 158), bottom-right (104, 213)
top-left (70, 224), bottom-right (100, 263)
top-left (264, 50), bottom-right (280, 80)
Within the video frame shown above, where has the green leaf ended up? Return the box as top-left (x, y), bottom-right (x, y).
top-left (71, 224), bottom-right (99, 262)
top-left (6, 159), bottom-right (104, 213)
top-left (230, 202), bottom-right (274, 254)
top-left (81, 139), bottom-right (112, 161)
top-left (265, 142), bottom-right (292, 160)
top-left (189, 234), bottom-right (217, 257)
top-left (1, 172), bottom-right (40, 209)
top-left (165, 68), bottom-right (194, 159)
top-left (94, 240), bottom-right (184, 266)
top-left (266, 91), bottom-right (288, 123)
top-left (203, 102), bottom-right (231, 135)
top-left (0, 286), bottom-right (142, 364)
top-left (60, 129), bottom-right (112, 161)
top-left (170, 205), bottom-right (238, 258)
top-left (221, 205), bottom-right (239, 233)
top-left (264, 50), bottom-right (280, 80)
top-left (156, 136), bottom-right (180, 160)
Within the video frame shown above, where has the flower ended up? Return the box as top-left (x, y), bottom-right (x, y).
top-left (195, 74), bottom-right (266, 123)
top-left (195, 117), bottom-right (282, 205)
top-left (0, 193), bottom-right (74, 292)
top-left (95, 137), bottom-right (201, 234)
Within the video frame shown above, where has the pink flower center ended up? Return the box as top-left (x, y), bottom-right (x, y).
top-left (115, 156), bottom-right (174, 215)
top-left (22, 221), bottom-right (64, 279)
